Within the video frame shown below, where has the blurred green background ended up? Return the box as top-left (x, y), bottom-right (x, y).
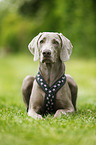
top-left (0, 0), bottom-right (96, 58)
top-left (0, 1), bottom-right (96, 145)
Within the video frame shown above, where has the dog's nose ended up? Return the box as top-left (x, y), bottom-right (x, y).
top-left (43, 50), bottom-right (51, 57)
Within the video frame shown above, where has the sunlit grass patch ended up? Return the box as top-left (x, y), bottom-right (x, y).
top-left (0, 54), bottom-right (96, 145)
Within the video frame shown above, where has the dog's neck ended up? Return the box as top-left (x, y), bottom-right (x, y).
top-left (39, 60), bottom-right (65, 86)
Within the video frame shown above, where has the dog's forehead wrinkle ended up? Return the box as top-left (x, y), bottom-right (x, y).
top-left (40, 33), bottom-right (60, 42)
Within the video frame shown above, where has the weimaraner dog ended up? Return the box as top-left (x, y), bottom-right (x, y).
top-left (22, 32), bottom-right (78, 119)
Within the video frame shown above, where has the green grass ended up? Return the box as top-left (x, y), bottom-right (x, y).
top-left (0, 54), bottom-right (96, 145)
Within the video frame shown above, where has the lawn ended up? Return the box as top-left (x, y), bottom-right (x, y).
top-left (0, 54), bottom-right (96, 145)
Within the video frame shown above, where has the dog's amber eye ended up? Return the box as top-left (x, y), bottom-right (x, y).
top-left (52, 39), bottom-right (59, 45)
top-left (40, 40), bottom-right (44, 44)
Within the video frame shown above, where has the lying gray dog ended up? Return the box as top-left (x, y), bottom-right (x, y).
top-left (22, 32), bottom-right (78, 119)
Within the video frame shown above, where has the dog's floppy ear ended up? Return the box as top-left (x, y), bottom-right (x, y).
top-left (59, 33), bottom-right (73, 62)
top-left (28, 33), bottom-right (42, 61)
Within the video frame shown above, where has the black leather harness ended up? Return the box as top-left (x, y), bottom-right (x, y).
top-left (36, 72), bottom-right (66, 115)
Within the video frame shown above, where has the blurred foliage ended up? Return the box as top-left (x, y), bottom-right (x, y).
top-left (0, 0), bottom-right (96, 58)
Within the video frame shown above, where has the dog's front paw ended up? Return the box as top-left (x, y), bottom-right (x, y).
top-left (35, 114), bottom-right (43, 120)
top-left (29, 113), bottom-right (43, 120)
top-left (28, 110), bottom-right (43, 120)
top-left (54, 110), bottom-right (66, 118)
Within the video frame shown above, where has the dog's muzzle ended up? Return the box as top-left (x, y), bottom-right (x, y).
top-left (42, 50), bottom-right (52, 63)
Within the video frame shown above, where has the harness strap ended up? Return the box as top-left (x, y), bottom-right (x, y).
top-left (36, 72), bottom-right (66, 115)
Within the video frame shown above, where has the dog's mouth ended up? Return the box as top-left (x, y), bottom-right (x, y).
top-left (42, 57), bottom-right (52, 63)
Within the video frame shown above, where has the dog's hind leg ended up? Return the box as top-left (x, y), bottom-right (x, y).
top-left (21, 76), bottom-right (35, 112)
top-left (66, 75), bottom-right (78, 111)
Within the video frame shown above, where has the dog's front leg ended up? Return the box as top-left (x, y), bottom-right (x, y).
top-left (28, 108), bottom-right (43, 119)
top-left (54, 108), bottom-right (75, 118)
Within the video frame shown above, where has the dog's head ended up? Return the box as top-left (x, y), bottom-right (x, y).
top-left (28, 32), bottom-right (73, 63)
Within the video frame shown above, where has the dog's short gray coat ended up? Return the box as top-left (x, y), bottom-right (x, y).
top-left (22, 32), bottom-right (78, 119)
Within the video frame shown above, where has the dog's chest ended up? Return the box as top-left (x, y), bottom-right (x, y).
top-left (36, 72), bottom-right (66, 114)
